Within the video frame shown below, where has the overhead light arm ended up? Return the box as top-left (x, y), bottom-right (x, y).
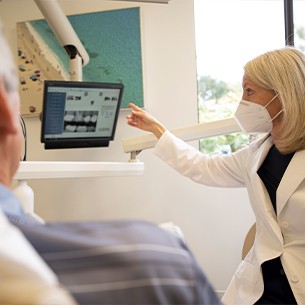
top-left (109, 0), bottom-right (170, 3)
top-left (33, 0), bottom-right (170, 80)
top-left (34, 0), bottom-right (90, 81)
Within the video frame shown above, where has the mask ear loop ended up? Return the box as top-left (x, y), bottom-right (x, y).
top-left (269, 109), bottom-right (283, 122)
top-left (265, 93), bottom-right (283, 122)
top-left (263, 93), bottom-right (279, 109)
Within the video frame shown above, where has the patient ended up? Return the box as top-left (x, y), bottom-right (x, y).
top-left (0, 22), bottom-right (76, 305)
top-left (0, 21), bottom-right (222, 305)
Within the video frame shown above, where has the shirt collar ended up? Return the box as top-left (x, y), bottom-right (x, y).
top-left (0, 183), bottom-right (25, 217)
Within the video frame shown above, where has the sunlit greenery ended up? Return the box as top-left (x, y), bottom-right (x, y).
top-left (197, 75), bottom-right (249, 154)
top-left (198, 26), bottom-right (305, 155)
top-left (296, 26), bottom-right (305, 52)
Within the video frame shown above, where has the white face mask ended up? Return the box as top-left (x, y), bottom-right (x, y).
top-left (234, 94), bottom-right (283, 134)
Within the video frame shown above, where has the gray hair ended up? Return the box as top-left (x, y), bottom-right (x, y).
top-left (0, 21), bottom-right (18, 94)
top-left (244, 47), bottom-right (305, 154)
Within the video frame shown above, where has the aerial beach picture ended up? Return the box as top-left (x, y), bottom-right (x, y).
top-left (17, 7), bottom-right (144, 116)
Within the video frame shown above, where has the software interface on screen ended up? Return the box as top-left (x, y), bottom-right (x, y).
top-left (41, 81), bottom-right (123, 148)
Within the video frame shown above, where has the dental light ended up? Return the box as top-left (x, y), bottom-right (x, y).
top-left (110, 0), bottom-right (170, 3)
top-left (33, 0), bottom-right (90, 81)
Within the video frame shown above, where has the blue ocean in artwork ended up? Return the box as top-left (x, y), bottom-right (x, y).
top-left (30, 8), bottom-right (143, 108)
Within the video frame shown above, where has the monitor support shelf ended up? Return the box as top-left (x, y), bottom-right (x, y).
top-left (13, 161), bottom-right (144, 215)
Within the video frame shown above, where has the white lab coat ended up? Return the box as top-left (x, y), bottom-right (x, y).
top-left (154, 130), bottom-right (305, 305)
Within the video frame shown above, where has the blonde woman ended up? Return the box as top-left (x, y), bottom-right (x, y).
top-left (127, 47), bottom-right (305, 305)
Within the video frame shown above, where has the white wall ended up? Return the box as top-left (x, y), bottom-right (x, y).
top-left (1, 0), bottom-right (255, 294)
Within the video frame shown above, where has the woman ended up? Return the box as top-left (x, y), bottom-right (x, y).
top-left (127, 47), bottom-right (305, 305)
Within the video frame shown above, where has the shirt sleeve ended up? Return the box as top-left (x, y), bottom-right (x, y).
top-left (13, 218), bottom-right (223, 305)
top-left (154, 130), bottom-right (248, 187)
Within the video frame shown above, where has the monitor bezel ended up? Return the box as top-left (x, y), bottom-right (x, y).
top-left (40, 80), bottom-right (123, 149)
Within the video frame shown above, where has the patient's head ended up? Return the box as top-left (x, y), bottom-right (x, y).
top-left (0, 22), bottom-right (18, 94)
top-left (0, 21), bottom-right (23, 187)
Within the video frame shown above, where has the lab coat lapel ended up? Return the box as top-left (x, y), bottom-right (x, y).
top-left (251, 135), bottom-right (273, 175)
top-left (250, 136), bottom-right (276, 215)
top-left (251, 137), bottom-right (285, 252)
top-left (277, 149), bottom-right (305, 215)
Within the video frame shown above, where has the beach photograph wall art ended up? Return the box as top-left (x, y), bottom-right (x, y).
top-left (17, 7), bottom-right (144, 116)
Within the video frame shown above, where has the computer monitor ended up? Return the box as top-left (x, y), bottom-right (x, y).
top-left (41, 80), bottom-right (123, 149)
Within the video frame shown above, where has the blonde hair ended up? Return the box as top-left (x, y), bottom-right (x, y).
top-left (0, 21), bottom-right (18, 94)
top-left (244, 47), bottom-right (305, 154)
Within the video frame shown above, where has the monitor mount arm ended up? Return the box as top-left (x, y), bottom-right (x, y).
top-left (123, 118), bottom-right (242, 161)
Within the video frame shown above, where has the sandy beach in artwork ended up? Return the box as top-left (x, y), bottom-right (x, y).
top-left (17, 21), bottom-right (69, 116)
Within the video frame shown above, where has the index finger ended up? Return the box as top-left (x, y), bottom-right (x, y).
top-left (128, 103), bottom-right (142, 111)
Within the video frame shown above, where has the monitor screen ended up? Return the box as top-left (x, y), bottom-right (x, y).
top-left (41, 80), bottom-right (123, 149)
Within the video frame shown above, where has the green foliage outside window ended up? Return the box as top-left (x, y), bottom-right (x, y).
top-left (197, 75), bottom-right (249, 155)
top-left (197, 26), bottom-right (305, 155)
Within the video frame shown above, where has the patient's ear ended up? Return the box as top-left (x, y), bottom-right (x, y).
top-left (0, 78), bottom-right (18, 135)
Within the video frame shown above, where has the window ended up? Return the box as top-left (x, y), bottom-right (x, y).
top-left (194, 0), bottom-right (285, 154)
top-left (294, 1), bottom-right (305, 51)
